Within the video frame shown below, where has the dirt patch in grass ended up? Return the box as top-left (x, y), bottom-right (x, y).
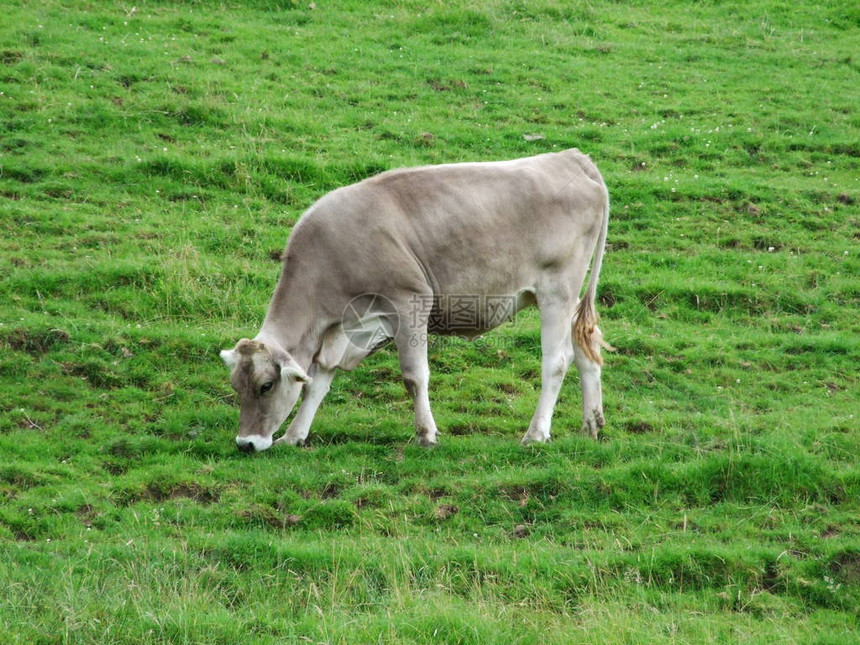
top-left (140, 482), bottom-right (220, 505)
top-left (76, 504), bottom-right (98, 528)
top-left (321, 482), bottom-right (341, 499)
top-left (238, 504), bottom-right (302, 530)
top-left (4, 327), bottom-right (70, 354)
top-left (831, 551), bottom-right (860, 585)
top-left (428, 487), bottom-right (449, 500)
top-left (624, 420), bottom-right (656, 434)
top-left (434, 504), bottom-right (459, 521)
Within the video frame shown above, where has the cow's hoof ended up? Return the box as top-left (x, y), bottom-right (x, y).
top-left (582, 410), bottom-right (605, 440)
top-left (582, 423), bottom-right (604, 440)
top-left (417, 436), bottom-right (439, 447)
top-left (521, 432), bottom-right (550, 445)
top-left (275, 434), bottom-right (305, 447)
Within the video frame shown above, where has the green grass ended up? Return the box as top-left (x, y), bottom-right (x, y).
top-left (1, 0), bottom-right (859, 642)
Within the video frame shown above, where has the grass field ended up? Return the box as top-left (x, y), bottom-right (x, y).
top-left (1, 0), bottom-right (859, 642)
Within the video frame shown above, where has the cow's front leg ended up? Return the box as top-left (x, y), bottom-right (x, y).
top-left (574, 327), bottom-right (604, 440)
top-left (395, 329), bottom-right (439, 447)
top-left (276, 364), bottom-right (335, 446)
top-left (522, 303), bottom-right (575, 444)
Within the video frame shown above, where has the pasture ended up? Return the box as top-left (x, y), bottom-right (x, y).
top-left (1, 0), bottom-right (858, 642)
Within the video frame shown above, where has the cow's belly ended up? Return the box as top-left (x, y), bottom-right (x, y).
top-left (425, 288), bottom-right (536, 336)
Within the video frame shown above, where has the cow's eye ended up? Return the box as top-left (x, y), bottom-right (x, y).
top-left (260, 381), bottom-right (274, 395)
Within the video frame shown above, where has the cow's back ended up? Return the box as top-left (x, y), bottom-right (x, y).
top-left (288, 149), bottom-right (606, 309)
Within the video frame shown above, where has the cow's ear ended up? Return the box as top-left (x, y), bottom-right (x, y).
top-left (267, 343), bottom-right (311, 384)
top-left (281, 363), bottom-right (312, 384)
top-left (220, 348), bottom-right (239, 368)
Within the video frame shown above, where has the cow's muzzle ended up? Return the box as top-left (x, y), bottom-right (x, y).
top-left (235, 434), bottom-right (273, 453)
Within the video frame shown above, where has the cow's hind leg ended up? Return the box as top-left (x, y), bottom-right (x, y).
top-left (573, 327), bottom-right (605, 439)
top-left (522, 302), bottom-right (576, 444)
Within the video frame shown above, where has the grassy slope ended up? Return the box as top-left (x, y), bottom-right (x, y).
top-left (1, 0), bottom-right (858, 642)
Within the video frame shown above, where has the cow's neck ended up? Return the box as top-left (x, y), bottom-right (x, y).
top-left (257, 264), bottom-right (328, 371)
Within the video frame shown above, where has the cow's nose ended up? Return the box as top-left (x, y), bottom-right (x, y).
top-left (236, 439), bottom-right (255, 453)
top-left (235, 434), bottom-right (273, 453)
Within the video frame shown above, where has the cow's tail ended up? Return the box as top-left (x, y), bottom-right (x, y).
top-left (573, 189), bottom-right (613, 366)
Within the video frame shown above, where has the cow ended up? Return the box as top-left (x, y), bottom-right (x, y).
top-left (221, 149), bottom-right (610, 452)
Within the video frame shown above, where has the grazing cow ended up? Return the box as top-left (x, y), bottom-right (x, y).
top-left (221, 149), bottom-right (610, 452)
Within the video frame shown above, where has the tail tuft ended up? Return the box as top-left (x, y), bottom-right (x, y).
top-left (573, 298), bottom-right (603, 365)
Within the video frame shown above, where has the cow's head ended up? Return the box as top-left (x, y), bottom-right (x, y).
top-left (220, 338), bottom-right (310, 452)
